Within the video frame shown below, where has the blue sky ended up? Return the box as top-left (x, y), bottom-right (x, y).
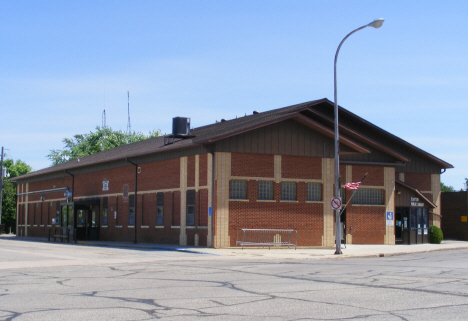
top-left (1, 1), bottom-right (467, 189)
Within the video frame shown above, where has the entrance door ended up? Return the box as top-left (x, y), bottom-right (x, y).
top-left (340, 210), bottom-right (346, 245)
top-left (75, 204), bottom-right (100, 241)
top-left (395, 209), bottom-right (403, 244)
top-left (396, 207), bottom-right (410, 244)
top-left (88, 204), bottom-right (100, 240)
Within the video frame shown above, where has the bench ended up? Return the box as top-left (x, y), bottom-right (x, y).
top-left (236, 228), bottom-right (298, 250)
top-left (48, 228), bottom-right (72, 243)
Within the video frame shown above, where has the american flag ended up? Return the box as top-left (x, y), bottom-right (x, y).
top-left (344, 181), bottom-right (361, 190)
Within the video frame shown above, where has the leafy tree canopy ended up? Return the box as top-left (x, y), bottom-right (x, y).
top-left (440, 182), bottom-right (455, 193)
top-left (3, 159), bottom-right (33, 178)
top-left (1, 158), bottom-right (32, 233)
top-left (47, 127), bottom-right (160, 165)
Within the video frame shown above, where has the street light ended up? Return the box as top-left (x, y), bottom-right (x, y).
top-left (334, 18), bottom-right (384, 255)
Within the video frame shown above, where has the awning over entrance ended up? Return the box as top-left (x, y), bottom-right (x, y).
top-left (395, 179), bottom-right (436, 208)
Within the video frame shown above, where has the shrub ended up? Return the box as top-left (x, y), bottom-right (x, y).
top-left (429, 225), bottom-right (443, 244)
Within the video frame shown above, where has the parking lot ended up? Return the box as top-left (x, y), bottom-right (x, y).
top-left (2, 237), bottom-right (468, 320)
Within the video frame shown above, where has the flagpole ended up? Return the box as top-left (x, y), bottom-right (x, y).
top-left (340, 173), bottom-right (368, 219)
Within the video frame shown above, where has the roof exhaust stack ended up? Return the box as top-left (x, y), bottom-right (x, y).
top-left (172, 117), bottom-right (191, 136)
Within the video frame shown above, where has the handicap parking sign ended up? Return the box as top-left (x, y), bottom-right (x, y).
top-left (386, 211), bottom-right (393, 226)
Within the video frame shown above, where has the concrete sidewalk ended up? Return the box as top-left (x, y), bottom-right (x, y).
top-left (2, 234), bottom-right (467, 259)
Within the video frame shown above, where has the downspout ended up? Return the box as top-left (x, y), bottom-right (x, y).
top-left (127, 158), bottom-right (138, 243)
top-left (64, 170), bottom-right (74, 202)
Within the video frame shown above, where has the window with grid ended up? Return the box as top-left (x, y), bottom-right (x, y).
top-left (156, 192), bottom-right (164, 226)
top-left (230, 180), bottom-right (247, 199)
top-left (186, 190), bottom-right (196, 226)
top-left (102, 197), bottom-right (108, 226)
top-left (281, 182), bottom-right (296, 201)
top-left (128, 194), bottom-right (135, 226)
top-left (307, 183), bottom-right (322, 201)
top-left (258, 181), bottom-right (273, 200)
top-left (352, 188), bottom-right (384, 205)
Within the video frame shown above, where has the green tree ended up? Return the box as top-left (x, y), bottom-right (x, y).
top-left (440, 182), bottom-right (455, 193)
top-left (1, 159), bottom-right (32, 233)
top-left (47, 127), bottom-right (161, 165)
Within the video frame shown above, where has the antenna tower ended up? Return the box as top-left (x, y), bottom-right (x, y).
top-left (102, 109), bottom-right (106, 129)
top-left (101, 109), bottom-right (107, 151)
top-left (126, 91), bottom-right (132, 143)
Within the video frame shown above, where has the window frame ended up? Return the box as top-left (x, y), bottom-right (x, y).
top-left (258, 181), bottom-right (274, 200)
top-left (156, 192), bottom-right (164, 226)
top-left (230, 180), bottom-right (247, 200)
top-left (352, 188), bottom-right (384, 205)
top-left (307, 182), bottom-right (322, 202)
top-left (128, 194), bottom-right (135, 226)
top-left (281, 182), bottom-right (297, 201)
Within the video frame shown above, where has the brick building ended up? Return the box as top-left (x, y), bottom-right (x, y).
top-left (441, 192), bottom-right (468, 241)
top-left (13, 99), bottom-right (453, 247)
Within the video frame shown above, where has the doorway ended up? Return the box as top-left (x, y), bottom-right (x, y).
top-left (75, 204), bottom-right (100, 241)
top-left (60, 200), bottom-right (100, 241)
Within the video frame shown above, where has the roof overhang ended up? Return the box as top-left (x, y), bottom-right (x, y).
top-left (396, 179), bottom-right (437, 208)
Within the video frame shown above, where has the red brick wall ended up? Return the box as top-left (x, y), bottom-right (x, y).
top-left (26, 176), bottom-right (72, 202)
top-left (231, 153), bottom-right (274, 177)
top-left (346, 205), bottom-right (386, 244)
top-left (229, 200), bottom-right (323, 246)
top-left (187, 155), bottom-right (196, 188)
top-left (172, 191), bottom-right (181, 226)
top-left (199, 154), bottom-right (208, 186)
top-left (282, 156), bottom-right (321, 179)
top-left (199, 189), bottom-right (209, 226)
top-left (229, 180), bottom-right (323, 246)
top-left (138, 158), bottom-right (180, 191)
top-left (141, 193), bottom-right (156, 226)
top-left (74, 167), bottom-right (134, 197)
top-left (403, 173), bottom-right (432, 191)
top-left (353, 166), bottom-right (383, 186)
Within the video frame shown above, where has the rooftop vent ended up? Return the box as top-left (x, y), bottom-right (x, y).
top-left (221, 118), bottom-right (226, 122)
top-left (172, 117), bottom-right (191, 136)
top-left (253, 111), bottom-right (259, 114)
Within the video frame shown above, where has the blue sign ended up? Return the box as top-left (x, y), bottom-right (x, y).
top-left (386, 211), bottom-right (393, 226)
top-left (387, 212), bottom-right (393, 220)
top-left (208, 207), bottom-right (212, 217)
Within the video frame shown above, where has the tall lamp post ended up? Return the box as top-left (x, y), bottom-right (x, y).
top-left (334, 19), bottom-right (384, 254)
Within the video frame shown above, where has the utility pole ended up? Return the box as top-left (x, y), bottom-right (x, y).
top-left (0, 146), bottom-right (4, 225)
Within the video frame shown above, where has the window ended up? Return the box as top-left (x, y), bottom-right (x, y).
top-left (67, 205), bottom-right (74, 228)
top-left (230, 180), bottom-right (247, 199)
top-left (281, 182), bottom-right (296, 201)
top-left (102, 197), bottom-right (108, 226)
top-left (186, 190), bottom-right (195, 226)
top-left (60, 204), bottom-right (74, 228)
top-left (34, 203), bottom-right (38, 225)
top-left (55, 201), bottom-right (60, 225)
top-left (61, 205), bottom-right (67, 227)
top-left (352, 188), bottom-right (384, 205)
top-left (258, 181), bottom-right (273, 200)
top-left (123, 184), bottom-right (129, 199)
top-left (128, 194), bottom-right (135, 226)
top-left (156, 192), bottom-right (164, 226)
top-left (307, 183), bottom-right (322, 201)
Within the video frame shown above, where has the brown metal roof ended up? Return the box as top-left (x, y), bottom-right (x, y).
top-left (14, 98), bottom-right (453, 181)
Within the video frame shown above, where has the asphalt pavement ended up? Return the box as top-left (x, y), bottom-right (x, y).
top-left (2, 234), bottom-right (467, 260)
